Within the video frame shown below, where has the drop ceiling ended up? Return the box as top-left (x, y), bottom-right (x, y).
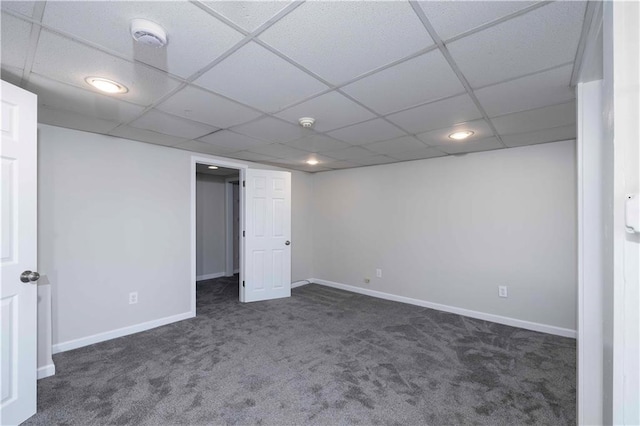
top-left (1, 1), bottom-right (589, 173)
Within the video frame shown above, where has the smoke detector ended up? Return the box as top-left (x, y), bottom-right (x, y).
top-left (131, 19), bottom-right (168, 48)
top-left (298, 117), bottom-right (315, 128)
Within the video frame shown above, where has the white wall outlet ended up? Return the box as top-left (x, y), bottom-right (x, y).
top-left (129, 292), bottom-right (138, 304)
top-left (376, 268), bottom-right (382, 278)
top-left (364, 278), bottom-right (371, 284)
top-left (498, 286), bottom-right (508, 298)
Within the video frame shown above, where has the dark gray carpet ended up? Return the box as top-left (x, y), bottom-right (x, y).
top-left (26, 276), bottom-right (576, 425)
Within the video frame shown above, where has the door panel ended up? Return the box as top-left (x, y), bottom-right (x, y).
top-left (0, 81), bottom-right (38, 425)
top-left (244, 170), bottom-right (291, 302)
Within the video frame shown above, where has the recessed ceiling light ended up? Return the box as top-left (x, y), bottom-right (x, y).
top-left (448, 130), bottom-right (474, 140)
top-left (85, 77), bottom-right (128, 94)
top-left (306, 159), bottom-right (319, 165)
top-left (208, 165), bottom-right (219, 170)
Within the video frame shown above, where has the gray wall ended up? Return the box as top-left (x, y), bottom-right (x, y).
top-left (312, 140), bottom-right (577, 330)
top-left (195, 173), bottom-right (226, 278)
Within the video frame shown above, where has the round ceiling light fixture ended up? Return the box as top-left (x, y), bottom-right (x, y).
top-left (306, 159), bottom-right (319, 166)
top-left (84, 77), bottom-right (128, 94)
top-left (208, 165), bottom-right (219, 170)
top-left (131, 19), bottom-right (168, 48)
top-left (298, 117), bottom-right (316, 128)
top-left (448, 130), bottom-right (474, 140)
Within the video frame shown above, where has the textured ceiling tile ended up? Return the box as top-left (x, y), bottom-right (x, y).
top-left (447, 1), bottom-right (586, 88)
top-left (364, 136), bottom-right (427, 155)
top-left (386, 94), bottom-right (483, 135)
top-left (39, 106), bottom-right (120, 134)
top-left (416, 119), bottom-right (493, 146)
top-left (32, 30), bottom-right (181, 106)
top-left (109, 125), bottom-right (188, 147)
top-left (157, 85), bottom-right (261, 128)
top-left (1, 13), bottom-right (32, 70)
top-left (197, 130), bottom-right (270, 151)
top-left (437, 137), bottom-right (504, 155)
top-left (328, 119), bottom-right (406, 145)
top-left (475, 64), bottom-right (575, 117)
top-left (249, 143), bottom-right (323, 160)
top-left (194, 42), bottom-right (328, 113)
top-left (1, 1), bottom-right (36, 18)
top-left (174, 139), bottom-right (240, 156)
top-left (231, 116), bottom-right (303, 143)
top-left (130, 110), bottom-right (218, 139)
top-left (418, 1), bottom-right (538, 41)
top-left (200, 1), bottom-right (292, 32)
top-left (41, 1), bottom-right (244, 78)
top-left (1, 65), bottom-right (24, 86)
top-left (341, 50), bottom-right (465, 115)
top-left (323, 160), bottom-right (361, 170)
top-left (283, 135), bottom-right (350, 153)
top-left (27, 73), bottom-right (145, 123)
top-left (492, 101), bottom-right (576, 135)
top-left (225, 150), bottom-right (280, 163)
top-left (501, 125), bottom-right (576, 148)
top-left (258, 1), bottom-right (433, 84)
top-left (351, 155), bottom-right (398, 166)
top-left (387, 147), bottom-right (447, 161)
top-left (320, 146), bottom-right (377, 161)
top-left (276, 91), bottom-right (376, 132)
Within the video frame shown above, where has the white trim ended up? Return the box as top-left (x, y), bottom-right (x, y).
top-left (37, 364), bottom-right (55, 380)
top-left (196, 272), bottom-right (225, 281)
top-left (225, 177), bottom-right (239, 277)
top-left (291, 280), bottom-right (311, 289)
top-left (311, 278), bottom-right (577, 338)
top-left (52, 311), bottom-right (193, 354)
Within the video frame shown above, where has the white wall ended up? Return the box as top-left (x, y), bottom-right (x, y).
top-left (312, 140), bottom-right (577, 332)
top-left (37, 124), bottom-right (314, 355)
top-left (195, 173), bottom-right (227, 279)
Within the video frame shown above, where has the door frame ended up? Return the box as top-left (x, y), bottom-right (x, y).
top-left (225, 177), bottom-right (240, 277)
top-left (191, 156), bottom-right (248, 313)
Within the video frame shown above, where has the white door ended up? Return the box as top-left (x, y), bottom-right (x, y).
top-left (0, 81), bottom-right (38, 425)
top-left (243, 170), bottom-right (291, 302)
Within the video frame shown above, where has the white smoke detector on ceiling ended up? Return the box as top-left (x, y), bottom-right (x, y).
top-left (298, 117), bottom-right (315, 128)
top-left (131, 19), bottom-right (168, 48)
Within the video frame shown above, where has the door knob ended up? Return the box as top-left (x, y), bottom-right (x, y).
top-left (20, 270), bottom-right (40, 283)
top-left (285, 240), bottom-right (291, 246)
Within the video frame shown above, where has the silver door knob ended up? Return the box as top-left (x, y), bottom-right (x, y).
top-left (285, 240), bottom-right (291, 246)
top-left (20, 270), bottom-right (40, 283)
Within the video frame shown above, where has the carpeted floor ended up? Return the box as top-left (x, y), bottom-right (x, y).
top-left (26, 276), bottom-right (576, 425)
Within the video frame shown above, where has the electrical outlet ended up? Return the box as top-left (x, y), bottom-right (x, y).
top-left (129, 292), bottom-right (138, 304)
top-left (364, 278), bottom-right (371, 284)
top-left (376, 268), bottom-right (382, 278)
top-left (498, 286), bottom-right (508, 298)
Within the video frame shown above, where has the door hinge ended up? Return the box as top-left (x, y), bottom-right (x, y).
top-left (242, 180), bottom-right (245, 187)
top-left (242, 281), bottom-right (245, 288)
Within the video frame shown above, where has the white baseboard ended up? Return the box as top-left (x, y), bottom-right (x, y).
top-left (291, 280), bottom-right (311, 289)
top-left (52, 311), bottom-right (194, 354)
top-left (196, 272), bottom-right (225, 281)
top-left (37, 363), bottom-right (55, 380)
top-left (310, 278), bottom-right (576, 339)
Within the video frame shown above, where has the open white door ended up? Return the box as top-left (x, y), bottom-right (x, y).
top-left (0, 81), bottom-right (38, 425)
top-left (243, 169), bottom-right (291, 302)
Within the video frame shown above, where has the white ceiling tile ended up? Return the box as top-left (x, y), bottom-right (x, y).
top-left (1, 65), bottom-right (23, 86)
top-left (231, 116), bottom-right (303, 143)
top-left (447, 2), bottom-right (586, 88)
top-left (1, 13), bottom-right (31, 69)
top-left (323, 160), bottom-right (361, 170)
top-left (174, 139), bottom-right (239, 156)
top-left (248, 143), bottom-right (318, 160)
top-left (1, 2), bottom-right (36, 18)
top-left (32, 30), bottom-right (181, 106)
top-left (327, 119), bottom-right (406, 145)
top-left (351, 155), bottom-right (398, 166)
top-left (225, 150), bottom-right (280, 163)
top-left (41, 1), bottom-right (244, 79)
top-left (283, 134), bottom-right (350, 153)
top-left (320, 146), bottom-right (377, 161)
top-left (501, 125), bottom-right (576, 148)
top-left (475, 64), bottom-right (575, 117)
top-left (416, 119), bottom-right (493, 146)
top-left (39, 106), bottom-right (120, 134)
top-left (276, 92), bottom-right (376, 132)
top-left (341, 50), bottom-right (466, 115)
top-left (200, 1), bottom-right (292, 32)
top-left (27, 73), bottom-right (146, 123)
top-left (492, 101), bottom-right (576, 136)
top-left (157, 85), bottom-right (261, 128)
top-left (418, 1), bottom-right (538, 41)
top-left (387, 147), bottom-right (447, 161)
top-left (287, 164), bottom-right (332, 173)
top-left (268, 153), bottom-right (335, 166)
top-left (194, 42), bottom-right (328, 113)
top-left (130, 110), bottom-right (218, 139)
top-left (198, 130), bottom-right (271, 152)
top-left (437, 137), bottom-right (504, 155)
top-left (258, 1), bottom-right (433, 84)
top-left (364, 136), bottom-right (427, 156)
top-left (109, 125), bottom-right (188, 147)
top-left (386, 94), bottom-right (483, 134)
